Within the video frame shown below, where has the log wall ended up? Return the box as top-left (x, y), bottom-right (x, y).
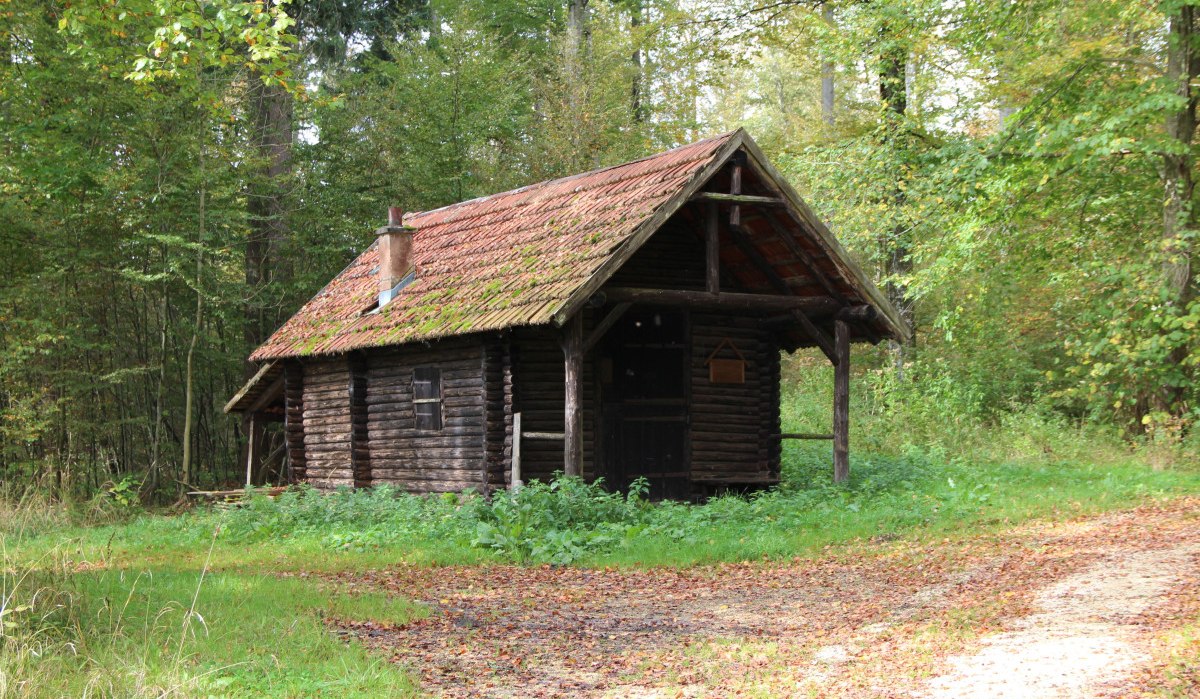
top-left (482, 336), bottom-right (513, 489)
top-left (349, 355), bottom-right (371, 488)
top-left (301, 358), bottom-right (354, 491)
top-left (283, 362), bottom-right (306, 484)
top-left (688, 314), bottom-right (781, 487)
top-left (364, 337), bottom-right (489, 493)
top-left (511, 321), bottom-right (596, 484)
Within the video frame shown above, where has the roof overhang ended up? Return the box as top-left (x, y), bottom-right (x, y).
top-left (551, 129), bottom-right (913, 345)
top-left (224, 361), bottom-right (284, 414)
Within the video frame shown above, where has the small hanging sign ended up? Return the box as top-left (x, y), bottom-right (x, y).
top-left (706, 338), bottom-right (746, 384)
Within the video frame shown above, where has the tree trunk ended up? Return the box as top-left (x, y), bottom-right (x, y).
top-left (245, 78), bottom-right (293, 362)
top-left (1161, 2), bottom-right (1198, 411)
top-left (879, 18), bottom-right (913, 347)
top-left (821, 3), bottom-right (835, 128)
top-left (631, 0), bottom-right (646, 123)
top-left (567, 0), bottom-right (591, 65)
top-left (182, 136), bottom-right (207, 492)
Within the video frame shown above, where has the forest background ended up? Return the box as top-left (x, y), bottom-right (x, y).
top-left (3, 0), bottom-right (1199, 499)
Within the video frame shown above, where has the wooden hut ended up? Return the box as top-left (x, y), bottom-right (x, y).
top-left (225, 129), bottom-right (911, 499)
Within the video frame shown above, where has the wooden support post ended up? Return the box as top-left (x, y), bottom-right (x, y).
top-left (562, 314), bottom-right (583, 477)
top-left (730, 161), bottom-right (743, 229)
top-left (511, 412), bottom-right (522, 489)
top-left (833, 319), bottom-right (850, 483)
top-left (245, 412), bottom-right (256, 487)
top-left (706, 202), bottom-right (719, 294)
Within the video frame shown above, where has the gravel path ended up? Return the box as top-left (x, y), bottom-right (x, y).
top-left (921, 543), bottom-right (1200, 699)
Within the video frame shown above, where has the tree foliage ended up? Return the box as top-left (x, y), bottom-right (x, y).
top-left (1, 0), bottom-right (1198, 498)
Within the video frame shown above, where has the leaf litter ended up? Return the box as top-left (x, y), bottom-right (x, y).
top-left (327, 498), bottom-right (1200, 698)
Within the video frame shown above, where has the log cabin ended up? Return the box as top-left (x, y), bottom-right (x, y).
top-left (225, 129), bottom-right (911, 499)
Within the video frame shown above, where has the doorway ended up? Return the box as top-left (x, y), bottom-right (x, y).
top-left (599, 307), bottom-right (689, 499)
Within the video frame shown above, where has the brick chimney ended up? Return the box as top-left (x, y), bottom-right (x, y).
top-left (377, 207), bottom-right (415, 307)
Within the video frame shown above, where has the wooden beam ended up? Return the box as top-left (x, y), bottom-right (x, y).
top-left (729, 161), bottom-right (743, 228)
top-left (524, 431), bottom-right (565, 440)
top-left (562, 314), bottom-right (583, 477)
top-left (603, 287), bottom-right (840, 314)
top-left (833, 319), bottom-right (850, 483)
top-left (244, 412), bottom-right (257, 487)
top-left (762, 304), bottom-right (877, 327)
top-left (706, 202), bottom-right (719, 294)
top-left (779, 433), bottom-right (834, 440)
top-left (838, 305), bottom-right (877, 323)
top-left (583, 302), bottom-right (631, 354)
top-left (512, 412), bottom-right (523, 488)
top-left (792, 309), bottom-right (837, 363)
top-left (690, 192), bottom-right (785, 206)
top-left (760, 212), bottom-right (849, 305)
top-left (551, 132), bottom-right (748, 327)
top-left (511, 412), bottom-right (522, 489)
top-left (738, 136), bottom-right (913, 343)
top-left (729, 227), bottom-right (791, 295)
top-left (223, 361), bottom-right (277, 413)
top-left (245, 374), bottom-right (284, 414)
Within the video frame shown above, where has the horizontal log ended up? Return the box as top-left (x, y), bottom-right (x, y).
top-left (603, 287), bottom-right (839, 314)
top-left (523, 431), bottom-right (564, 440)
top-left (779, 432), bottom-right (834, 440)
top-left (689, 192), bottom-right (786, 206)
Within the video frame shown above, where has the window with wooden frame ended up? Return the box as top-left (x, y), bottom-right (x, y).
top-left (412, 367), bottom-right (443, 431)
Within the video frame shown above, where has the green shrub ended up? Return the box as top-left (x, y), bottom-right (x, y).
top-left (470, 476), bottom-right (649, 563)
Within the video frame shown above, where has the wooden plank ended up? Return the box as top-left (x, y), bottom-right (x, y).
top-left (604, 287), bottom-right (838, 314)
top-left (562, 314), bottom-right (583, 477)
top-left (779, 433), bottom-right (834, 440)
top-left (833, 319), bottom-right (850, 483)
top-left (729, 159), bottom-right (743, 228)
top-left (511, 411), bottom-right (522, 488)
top-left (689, 192), bottom-right (784, 206)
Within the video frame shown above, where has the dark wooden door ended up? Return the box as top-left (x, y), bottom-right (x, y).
top-left (599, 308), bottom-right (689, 499)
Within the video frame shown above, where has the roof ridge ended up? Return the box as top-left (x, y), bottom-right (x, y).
top-left (406, 130), bottom-right (740, 223)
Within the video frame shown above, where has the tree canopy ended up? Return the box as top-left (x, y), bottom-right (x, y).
top-left (1, 0), bottom-right (1197, 496)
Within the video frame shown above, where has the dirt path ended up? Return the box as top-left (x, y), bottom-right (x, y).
top-left (334, 499), bottom-right (1200, 698)
top-left (921, 542), bottom-right (1200, 699)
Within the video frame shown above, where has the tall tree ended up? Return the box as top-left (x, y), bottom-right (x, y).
top-left (877, 8), bottom-right (913, 343)
top-left (1161, 0), bottom-right (1199, 412)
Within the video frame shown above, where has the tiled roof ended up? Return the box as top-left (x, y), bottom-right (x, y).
top-left (251, 132), bottom-right (740, 360)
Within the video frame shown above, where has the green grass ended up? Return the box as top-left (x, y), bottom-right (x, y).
top-left (2, 542), bottom-right (421, 697)
top-left (3, 406), bottom-right (1199, 696)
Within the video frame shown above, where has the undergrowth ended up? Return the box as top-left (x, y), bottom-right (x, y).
top-left (50, 441), bottom-right (1195, 572)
